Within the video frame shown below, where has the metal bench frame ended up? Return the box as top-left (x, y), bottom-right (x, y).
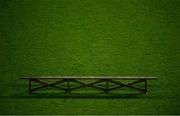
top-left (19, 76), bottom-right (157, 94)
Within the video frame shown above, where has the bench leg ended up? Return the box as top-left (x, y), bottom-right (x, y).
top-left (67, 79), bottom-right (70, 93)
top-left (105, 79), bottom-right (109, 93)
top-left (29, 79), bottom-right (32, 94)
top-left (144, 79), bottom-right (147, 94)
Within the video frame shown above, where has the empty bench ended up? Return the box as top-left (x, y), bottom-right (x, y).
top-left (19, 76), bottom-right (157, 94)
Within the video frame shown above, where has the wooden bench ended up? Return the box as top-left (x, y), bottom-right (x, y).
top-left (19, 76), bottom-right (157, 94)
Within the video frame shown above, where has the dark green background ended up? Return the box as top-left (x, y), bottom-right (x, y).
top-left (0, 0), bottom-right (179, 114)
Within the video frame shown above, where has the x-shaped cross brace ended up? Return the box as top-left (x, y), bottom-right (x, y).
top-left (29, 79), bottom-right (67, 93)
top-left (107, 79), bottom-right (147, 93)
top-left (69, 79), bottom-right (106, 91)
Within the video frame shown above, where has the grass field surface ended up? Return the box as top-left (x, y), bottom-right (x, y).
top-left (0, 0), bottom-right (179, 115)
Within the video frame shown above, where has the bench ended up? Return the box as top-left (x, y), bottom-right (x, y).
top-left (19, 76), bottom-right (157, 94)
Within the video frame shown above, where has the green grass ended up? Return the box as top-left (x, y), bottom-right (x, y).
top-left (0, 0), bottom-right (180, 114)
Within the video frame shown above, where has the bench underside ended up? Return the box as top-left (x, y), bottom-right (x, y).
top-left (26, 78), bottom-right (152, 94)
top-left (19, 76), bottom-right (157, 94)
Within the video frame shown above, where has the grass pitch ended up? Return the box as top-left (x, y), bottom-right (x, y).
top-left (0, 0), bottom-right (179, 114)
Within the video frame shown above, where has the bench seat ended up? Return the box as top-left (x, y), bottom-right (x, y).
top-left (20, 76), bottom-right (157, 80)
